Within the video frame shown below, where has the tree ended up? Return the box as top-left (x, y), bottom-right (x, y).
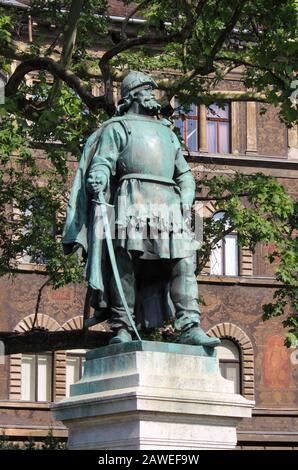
top-left (0, 0), bottom-right (297, 354)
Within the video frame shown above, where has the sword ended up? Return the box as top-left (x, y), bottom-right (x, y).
top-left (92, 189), bottom-right (141, 341)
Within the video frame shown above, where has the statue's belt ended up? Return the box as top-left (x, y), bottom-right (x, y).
top-left (119, 173), bottom-right (176, 186)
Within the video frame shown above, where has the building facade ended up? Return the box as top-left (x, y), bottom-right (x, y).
top-left (0, 0), bottom-right (297, 449)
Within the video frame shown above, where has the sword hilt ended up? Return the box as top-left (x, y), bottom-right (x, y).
top-left (92, 189), bottom-right (114, 207)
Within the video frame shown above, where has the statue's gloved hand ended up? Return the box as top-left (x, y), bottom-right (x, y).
top-left (86, 172), bottom-right (108, 194)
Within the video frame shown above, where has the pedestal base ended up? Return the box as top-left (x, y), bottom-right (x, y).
top-left (52, 341), bottom-right (254, 450)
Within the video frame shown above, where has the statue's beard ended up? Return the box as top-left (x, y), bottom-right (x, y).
top-left (139, 97), bottom-right (161, 115)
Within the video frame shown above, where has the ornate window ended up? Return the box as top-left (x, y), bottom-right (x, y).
top-left (210, 211), bottom-right (239, 276)
top-left (207, 103), bottom-right (230, 153)
top-left (21, 353), bottom-right (53, 402)
top-left (217, 339), bottom-right (241, 394)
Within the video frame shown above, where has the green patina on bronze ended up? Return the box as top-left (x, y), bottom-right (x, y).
top-left (62, 71), bottom-right (220, 348)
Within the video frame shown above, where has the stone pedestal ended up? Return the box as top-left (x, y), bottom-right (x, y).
top-left (52, 341), bottom-right (254, 450)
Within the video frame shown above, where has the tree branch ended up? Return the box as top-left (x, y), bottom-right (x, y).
top-left (121, 0), bottom-right (151, 40)
top-left (61, 0), bottom-right (84, 67)
top-left (250, 17), bottom-right (262, 39)
top-left (5, 57), bottom-right (110, 112)
top-left (99, 5), bottom-right (194, 80)
top-left (195, 0), bottom-right (209, 16)
top-left (44, 32), bottom-right (63, 57)
top-left (179, 0), bottom-right (194, 24)
top-left (210, 2), bottom-right (247, 60)
top-left (98, 4), bottom-right (194, 108)
top-left (31, 277), bottom-right (51, 329)
top-left (215, 56), bottom-right (287, 90)
top-left (0, 41), bottom-right (34, 62)
top-left (164, 67), bottom-right (205, 103)
top-left (48, 0), bottom-right (85, 106)
top-left (4, 57), bottom-right (267, 122)
top-left (0, 39), bottom-right (62, 64)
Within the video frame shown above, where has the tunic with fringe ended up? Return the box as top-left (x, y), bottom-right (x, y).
top-left (87, 114), bottom-right (199, 260)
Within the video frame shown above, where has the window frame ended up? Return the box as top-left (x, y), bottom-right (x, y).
top-left (210, 211), bottom-right (239, 276)
top-left (218, 338), bottom-right (242, 395)
top-left (174, 102), bottom-right (200, 151)
top-left (21, 352), bottom-right (54, 402)
top-left (222, 233), bottom-right (239, 276)
top-left (65, 351), bottom-right (86, 397)
top-left (207, 103), bottom-right (231, 154)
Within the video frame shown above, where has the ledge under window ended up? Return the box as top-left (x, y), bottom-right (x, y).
top-left (197, 274), bottom-right (280, 287)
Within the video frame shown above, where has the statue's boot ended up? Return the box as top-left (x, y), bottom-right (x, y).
top-left (179, 326), bottom-right (221, 347)
top-left (109, 328), bottom-right (132, 344)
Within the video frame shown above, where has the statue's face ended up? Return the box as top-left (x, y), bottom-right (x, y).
top-left (134, 85), bottom-right (161, 115)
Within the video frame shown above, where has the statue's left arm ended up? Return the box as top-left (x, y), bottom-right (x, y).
top-left (172, 133), bottom-right (196, 208)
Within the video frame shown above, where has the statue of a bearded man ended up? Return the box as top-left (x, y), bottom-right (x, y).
top-left (63, 71), bottom-right (220, 348)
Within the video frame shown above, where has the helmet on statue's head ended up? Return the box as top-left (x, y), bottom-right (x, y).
top-left (120, 71), bottom-right (158, 99)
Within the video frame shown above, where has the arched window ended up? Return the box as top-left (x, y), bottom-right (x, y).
top-left (21, 352), bottom-right (53, 402)
top-left (210, 211), bottom-right (239, 276)
top-left (10, 314), bottom-right (61, 402)
top-left (217, 339), bottom-right (241, 394)
top-left (207, 323), bottom-right (255, 400)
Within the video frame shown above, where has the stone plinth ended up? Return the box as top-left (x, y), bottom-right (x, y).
top-left (52, 341), bottom-right (254, 450)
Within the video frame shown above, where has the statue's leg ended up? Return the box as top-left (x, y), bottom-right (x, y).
top-left (168, 256), bottom-right (200, 331)
top-left (168, 257), bottom-right (220, 347)
top-left (109, 248), bottom-right (136, 343)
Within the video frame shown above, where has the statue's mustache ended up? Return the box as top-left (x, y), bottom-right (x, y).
top-left (142, 97), bottom-right (161, 110)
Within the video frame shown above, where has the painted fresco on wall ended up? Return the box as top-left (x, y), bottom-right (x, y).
top-left (263, 335), bottom-right (290, 389)
top-left (255, 322), bottom-right (297, 407)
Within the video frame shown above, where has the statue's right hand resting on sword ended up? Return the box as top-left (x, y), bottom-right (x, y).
top-left (87, 172), bottom-right (108, 194)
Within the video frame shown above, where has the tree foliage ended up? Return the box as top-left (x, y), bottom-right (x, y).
top-left (0, 0), bottom-right (297, 350)
top-left (0, 428), bottom-right (67, 449)
top-left (198, 174), bottom-right (297, 344)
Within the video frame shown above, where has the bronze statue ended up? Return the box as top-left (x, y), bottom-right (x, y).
top-left (63, 71), bottom-right (220, 348)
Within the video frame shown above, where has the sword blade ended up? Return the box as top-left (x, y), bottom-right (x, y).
top-left (97, 192), bottom-right (141, 341)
